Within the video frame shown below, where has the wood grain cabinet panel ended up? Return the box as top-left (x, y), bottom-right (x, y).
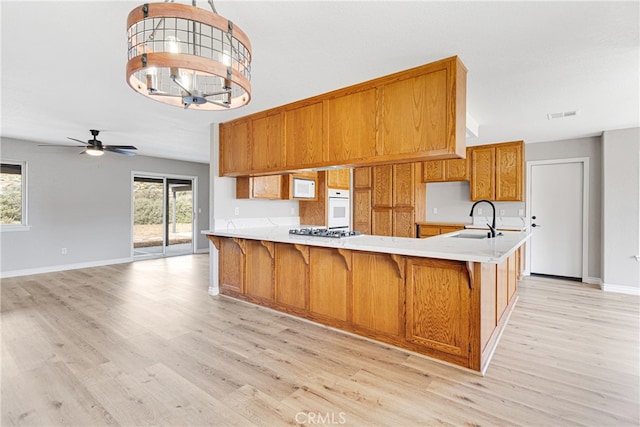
top-left (393, 163), bottom-right (415, 207)
top-left (219, 238), bottom-right (245, 295)
top-left (495, 142), bottom-right (524, 201)
top-left (469, 145), bottom-right (496, 201)
top-left (496, 258), bottom-right (508, 319)
top-left (274, 243), bottom-right (308, 312)
top-left (393, 208), bottom-right (416, 238)
top-left (469, 141), bottom-right (524, 201)
top-left (326, 168), bottom-right (351, 190)
top-left (417, 224), bottom-right (466, 238)
top-left (219, 120), bottom-right (250, 176)
top-left (372, 165), bottom-right (393, 207)
top-left (423, 160), bottom-right (446, 182)
top-left (352, 252), bottom-right (404, 337)
top-left (354, 167), bottom-right (371, 188)
top-left (309, 247), bottom-right (349, 323)
top-left (353, 188), bottom-right (372, 235)
top-left (405, 258), bottom-right (470, 359)
top-left (236, 175), bottom-right (283, 200)
top-left (251, 113), bottom-right (283, 170)
top-left (381, 69), bottom-right (449, 156)
top-left (507, 252), bottom-right (518, 302)
top-left (326, 89), bottom-right (377, 163)
top-left (372, 207), bottom-right (393, 236)
top-left (245, 240), bottom-right (274, 301)
top-left (284, 103), bottom-right (324, 167)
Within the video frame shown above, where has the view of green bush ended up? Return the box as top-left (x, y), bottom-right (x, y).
top-left (0, 174), bottom-right (22, 224)
top-left (133, 182), bottom-right (192, 225)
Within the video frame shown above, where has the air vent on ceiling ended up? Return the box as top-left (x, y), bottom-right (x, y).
top-left (547, 110), bottom-right (579, 120)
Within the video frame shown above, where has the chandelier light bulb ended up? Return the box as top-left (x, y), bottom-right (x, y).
top-left (165, 36), bottom-right (181, 54)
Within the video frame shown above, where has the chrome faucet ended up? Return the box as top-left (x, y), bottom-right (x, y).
top-left (469, 199), bottom-right (498, 238)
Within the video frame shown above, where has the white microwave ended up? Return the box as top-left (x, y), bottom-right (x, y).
top-left (292, 177), bottom-right (316, 199)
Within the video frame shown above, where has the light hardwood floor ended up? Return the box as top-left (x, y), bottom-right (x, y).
top-left (2, 255), bottom-right (638, 426)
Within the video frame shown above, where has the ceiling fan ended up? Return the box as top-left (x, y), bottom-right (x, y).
top-left (40, 129), bottom-right (137, 156)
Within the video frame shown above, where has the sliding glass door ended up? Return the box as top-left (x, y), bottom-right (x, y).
top-left (133, 174), bottom-right (195, 258)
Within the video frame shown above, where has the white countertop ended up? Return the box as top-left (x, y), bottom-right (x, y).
top-left (203, 227), bottom-right (530, 264)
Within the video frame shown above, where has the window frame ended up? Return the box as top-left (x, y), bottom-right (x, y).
top-left (1, 160), bottom-right (30, 232)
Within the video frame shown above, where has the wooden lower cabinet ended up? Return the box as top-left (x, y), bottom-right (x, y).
top-left (245, 240), bottom-right (275, 302)
top-left (274, 243), bottom-right (308, 313)
top-left (208, 235), bottom-right (521, 372)
top-left (405, 258), bottom-right (470, 363)
top-left (351, 252), bottom-right (404, 338)
top-left (309, 247), bottom-right (349, 323)
top-left (218, 238), bottom-right (246, 295)
top-left (417, 223), bottom-right (466, 238)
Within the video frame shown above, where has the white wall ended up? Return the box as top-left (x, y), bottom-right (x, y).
top-left (0, 137), bottom-right (210, 277)
top-left (602, 127), bottom-right (640, 292)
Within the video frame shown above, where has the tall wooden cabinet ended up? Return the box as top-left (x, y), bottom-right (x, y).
top-left (422, 148), bottom-right (470, 182)
top-left (354, 163), bottom-right (425, 237)
top-left (469, 140), bottom-right (524, 201)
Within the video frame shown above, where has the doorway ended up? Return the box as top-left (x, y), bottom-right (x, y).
top-left (526, 159), bottom-right (589, 280)
top-left (132, 174), bottom-right (196, 258)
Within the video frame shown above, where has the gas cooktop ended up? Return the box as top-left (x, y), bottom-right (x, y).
top-left (289, 227), bottom-right (361, 239)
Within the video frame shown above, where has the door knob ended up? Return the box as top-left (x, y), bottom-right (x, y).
top-left (532, 223), bottom-right (541, 228)
top-left (532, 216), bottom-right (537, 220)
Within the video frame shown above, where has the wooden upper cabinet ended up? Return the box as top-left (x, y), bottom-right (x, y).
top-left (284, 102), bottom-right (324, 168)
top-left (219, 120), bottom-right (250, 176)
top-left (469, 145), bottom-right (496, 201)
top-left (372, 165), bottom-right (394, 207)
top-left (469, 141), bottom-right (524, 201)
top-left (379, 58), bottom-right (466, 161)
top-left (251, 113), bottom-right (283, 171)
top-left (495, 142), bottom-right (524, 201)
top-left (326, 168), bottom-right (350, 190)
top-left (236, 175), bottom-right (283, 200)
top-left (393, 163), bottom-right (416, 207)
top-left (381, 70), bottom-right (448, 156)
top-left (423, 160), bottom-right (446, 182)
top-left (326, 89), bottom-right (378, 163)
top-left (423, 148), bottom-right (469, 182)
top-left (218, 56), bottom-right (467, 177)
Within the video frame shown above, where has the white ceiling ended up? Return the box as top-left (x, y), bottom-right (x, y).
top-left (1, 1), bottom-right (638, 164)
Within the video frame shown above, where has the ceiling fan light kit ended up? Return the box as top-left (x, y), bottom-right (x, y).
top-left (39, 129), bottom-right (138, 157)
top-left (126, 0), bottom-right (252, 110)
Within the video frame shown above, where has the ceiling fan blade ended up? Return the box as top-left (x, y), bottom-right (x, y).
top-left (105, 148), bottom-right (136, 156)
top-left (105, 145), bottom-right (137, 150)
top-left (67, 137), bottom-right (89, 145)
top-left (39, 144), bottom-right (86, 147)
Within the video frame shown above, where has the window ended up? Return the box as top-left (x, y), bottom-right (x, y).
top-left (1, 161), bottom-right (29, 231)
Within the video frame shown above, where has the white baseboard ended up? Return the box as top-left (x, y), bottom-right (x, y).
top-left (585, 277), bottom-right (602, 286)
top-left (195, 248), bottom-right (210, 254)
top-left (0, 257), bottom-right (133, 279)
top-left (600, 282), bottom-right (640, 295)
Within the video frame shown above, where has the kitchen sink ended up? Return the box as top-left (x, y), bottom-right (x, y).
top-left (449, 232), bottom-right (489, 239)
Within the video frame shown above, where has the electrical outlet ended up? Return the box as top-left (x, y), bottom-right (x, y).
top-left (291, 207), bottom-right (295, 215)
top-left (61, 248), bottom-right (67, 255)
top-left (478, 208), bottom-right (483, 215)
top-left (499, 209), bottom-right (505, 216)
top-left (234, 207), bottom-right (239, 216)
top-left (432, 207), bottom-right (438, 215)
top-left (518, 209), bottom-right (524, 216)
top-left (198, 208), bottom-right (202, 214)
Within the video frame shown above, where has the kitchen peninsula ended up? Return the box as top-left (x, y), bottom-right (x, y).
top-left (204, 227), bottom-right (530, 373)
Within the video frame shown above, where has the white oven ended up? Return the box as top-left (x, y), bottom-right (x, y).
top-left (327, 189), bottom-right (350, 229)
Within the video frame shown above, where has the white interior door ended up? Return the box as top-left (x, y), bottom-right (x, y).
top-left (529, 162), bottom-right (584, 279)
